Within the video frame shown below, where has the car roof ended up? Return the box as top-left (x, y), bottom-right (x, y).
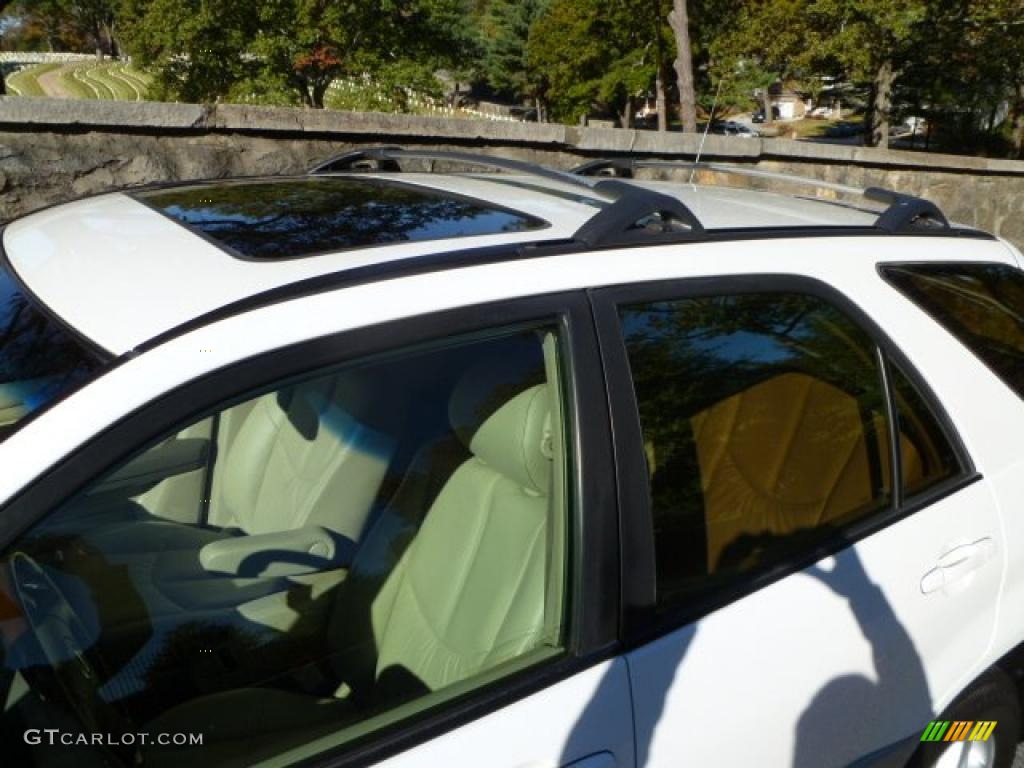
top-left (0, 160), bottom-right (995, 356)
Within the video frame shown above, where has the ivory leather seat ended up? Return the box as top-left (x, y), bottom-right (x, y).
top-left (79, 375), bottom-right (397, 570)
top-left (146, 379), bottom-right (556, 765)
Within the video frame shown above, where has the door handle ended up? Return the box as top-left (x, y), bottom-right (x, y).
top-left (920, 538), bottom-right (996, 595)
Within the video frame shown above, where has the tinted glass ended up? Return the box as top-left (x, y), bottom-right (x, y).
top-left (889, 361), bottom-right (963, 498)
top-left (619, 292), bottom-right (892, 611)
top-left (0, 260), bottom-right (103, 440)
top-left (138, 177), bottom-right (548, 260)
top-left (0, 326), bottom-right (569, 766)
top-left (882, 263), bottom-right (1024, 399)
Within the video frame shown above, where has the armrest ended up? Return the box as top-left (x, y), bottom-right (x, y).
top-left (199, 526), bottom-right (357, 578)
top-left (91, 438), bottom-right (210, 496)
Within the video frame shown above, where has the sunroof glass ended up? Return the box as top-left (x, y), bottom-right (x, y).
top-left (136, 177), bottom-right (548, 260)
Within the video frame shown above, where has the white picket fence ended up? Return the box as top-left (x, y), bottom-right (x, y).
top-left (328, 76), bottom-right (524, 122)
top-left (0, 52), bottom-right (102, 64)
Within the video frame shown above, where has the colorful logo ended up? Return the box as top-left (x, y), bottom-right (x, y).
top-left (921, 721), bottom-right (997, 743)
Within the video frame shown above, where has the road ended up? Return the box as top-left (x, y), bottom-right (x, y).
top-left (35, 64), bottom-right (75, 99)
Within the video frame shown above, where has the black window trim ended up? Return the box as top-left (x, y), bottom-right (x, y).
top-left (0, 290), bottom-right (620, 768)
top-left (589, 273), bottom-right (978, 649)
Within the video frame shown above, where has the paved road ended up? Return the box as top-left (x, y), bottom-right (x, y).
top-left (1014, 741), bottom-right (1024, 767)
top-left (36, 64), bottom-right (75, 99)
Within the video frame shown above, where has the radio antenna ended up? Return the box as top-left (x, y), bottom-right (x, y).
top-left (690, 77), bottom-right (725, 184)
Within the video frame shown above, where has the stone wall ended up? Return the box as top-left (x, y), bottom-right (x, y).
top-left (2, 97), bottom-right (1024, 248)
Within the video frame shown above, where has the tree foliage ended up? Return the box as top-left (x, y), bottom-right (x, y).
top-left (478, 0), bottom-right (545, 104)
top-left (119, 0), bottom-right (469, 107)
top-left (526, 0), bottom-right (665, 126)
top-left (6, 0), bottom-right (1024, 157)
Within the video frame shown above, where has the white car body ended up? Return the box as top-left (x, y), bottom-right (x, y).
top-left (2, 150), bottom-right (1023, 768)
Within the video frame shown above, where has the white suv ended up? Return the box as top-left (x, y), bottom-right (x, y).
top-left (1, 149), bottom-right (1023, 768)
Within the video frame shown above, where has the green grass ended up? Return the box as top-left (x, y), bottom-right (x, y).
top-left (5, 63), bottom-right (60, 97)
top-left (5, 61), bottom-right (151, 100)
top-left (76, 65), bottom-right (116, 99)
top-left (59, 66), bottom-right (95, 99)
top-left (107, 66), bottom-right (149, 99)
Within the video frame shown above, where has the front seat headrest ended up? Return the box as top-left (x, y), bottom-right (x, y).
top-left (469, 384), bottom-right (553, 494)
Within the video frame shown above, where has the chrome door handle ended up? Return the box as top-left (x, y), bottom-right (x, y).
top-left (920, 538), bottom-right (996, 595)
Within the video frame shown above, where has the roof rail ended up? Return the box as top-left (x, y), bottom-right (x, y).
top-left (571, 157), bottom-right (952, 235)
top-left (310, 147), bottom-right (593, 191)
top-left (310, 147), bottom-right (956, 245)
top-left (310, 146), bottom-right (709, 248)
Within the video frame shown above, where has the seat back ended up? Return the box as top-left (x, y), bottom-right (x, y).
top-left (692, 372), bottom-right (880, 570)
top-left (329, 381), bottom-right (554, 702)
top-left (212, 375), bottom-right (396, 541)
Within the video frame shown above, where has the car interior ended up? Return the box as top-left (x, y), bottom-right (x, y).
top-left (0, 328), bottom-right (568, 767)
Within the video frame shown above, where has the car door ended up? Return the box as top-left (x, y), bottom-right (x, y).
top-left (592, 274), bottom-right (1004, 768)
top-left (0, 291), bottom-right (633, 768)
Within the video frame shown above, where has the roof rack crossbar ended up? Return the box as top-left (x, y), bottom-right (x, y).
top-left (572, 179), bottom-right (706, 247)
top-left (864, 187), bottom-right (950, 233)
top-left (573, 158), bottom-right (953, 235)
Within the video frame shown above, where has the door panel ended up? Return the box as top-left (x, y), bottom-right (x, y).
top-left (628, 480), bottom-right (1001, 767)
top-left (595, 276), bottom-right (1004, 766)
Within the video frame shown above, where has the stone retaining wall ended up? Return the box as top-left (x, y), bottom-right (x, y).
top-left (2, 97), bottom-right (1023, 248)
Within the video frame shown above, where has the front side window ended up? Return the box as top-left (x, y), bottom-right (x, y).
top-left (619, 291), bottom-right (893, 612)
top-left (0, 325), bottom-right (570, 766)
top-left (881, 263), bottom-right (1024, 400)
top-left (0, 258), bottom-right (104, 440)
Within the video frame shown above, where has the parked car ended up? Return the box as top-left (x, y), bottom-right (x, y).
top-left (2, 148), bottom-right (1024, 768)
top-left (710, 119), bottom-right (759, 138)
top-left (752, 105), bottom-right (781, 123)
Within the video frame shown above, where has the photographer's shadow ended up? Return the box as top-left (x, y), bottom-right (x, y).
top-left (793, 548), bottom-right (932, 767)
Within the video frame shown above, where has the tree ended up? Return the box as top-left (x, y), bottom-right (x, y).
top-left (120, 0), bottom-right (259, 103)
top-left (479, 0), bottom-right (547, 106)
top-left (3, 0), bottom-right (105, 54)
top-left (667, 0), bottom-right (696, 132)
top-left (710, 0), bottom-right (809, 125)
top-left (717, 0), bottom-right (931, 148)
top-left (63, 0), bottom-right (119, 58)
top-left (120, 0), bottom-right (468, 108)
top-left (650, 0), bottom-right (670, 130)
top-left (815, 0), bottom-right (929, 147)
top-left (527, 0), bottom-right (662, 127)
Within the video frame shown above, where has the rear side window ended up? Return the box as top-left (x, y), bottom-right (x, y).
top-left (619, 292), bottom-right (893, 610)
top-left (881, 263), bottom-right (1024, 400)
top-left (888, 362), bottom-right (962, 498)
top-left (617, 289), bottom-right (965, 614)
